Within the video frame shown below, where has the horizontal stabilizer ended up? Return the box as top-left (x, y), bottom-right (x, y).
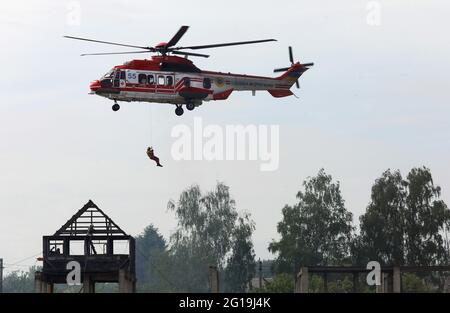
top-left (268, 89), bottom-right (294, 98)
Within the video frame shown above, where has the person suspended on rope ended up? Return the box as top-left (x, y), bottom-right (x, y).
top-left (147, 146), bottom-right (163, 167)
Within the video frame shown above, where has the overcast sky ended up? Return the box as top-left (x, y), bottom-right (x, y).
top-left (1, 0), bottom-right (450, 272)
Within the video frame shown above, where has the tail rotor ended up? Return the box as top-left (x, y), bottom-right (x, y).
top-left (274, 46), bottom-right (314, 89)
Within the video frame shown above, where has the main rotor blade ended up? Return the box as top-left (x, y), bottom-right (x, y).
top-left (64, 36), bottom-right (150, 50)
top-left (81, 51), bottom-right (151, 56)
top-left (173, 39), bottom-right (277, 51)
top-left (171, 51), bottom-right (210, 58)
top-left (166, 26), bottom-right (190, 48)
top-left (289, 46), bottom-right (294, 64)
top-left (302, 62), bottom-right (315, 67)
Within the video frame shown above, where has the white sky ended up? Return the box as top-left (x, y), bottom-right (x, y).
top-left (1, 0), bottom-right (450, 272)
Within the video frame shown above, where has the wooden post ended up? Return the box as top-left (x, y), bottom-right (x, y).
top-left (41, 282), bottom-right (48, 293)
top-left (33, 271), bottom-right (53, 293)
top-left (258, 259), bottom-right (263, 289)
top-left (209, 266), bottom-right (219, 293)
top-left (376, 272), bottom-right (387, 293)
top-left (386, 272), bottom-right (393, 293)
top-left (352, 273), bottom-right (358, 293)
top-left (46, 282), bottom-right (54, 293)
top-left (393, 267), bottom-right (401, 293)
top-left (63, 238), bottom-right (70, 256)
top-left (119, 270), bottom-right (136, 293)
top-left (36, 280), bottom-right (53, 293)
top-left (83, 274), bottom-right (95, 293)
top-left (376, 275), bottom-right (382, 293)
top-left (295, 267), bottom-right (309, 293)
top-left (0, 258), bottom-right (3, 293)
top-left (107, 238), bottom-right (114, 255)
top-left (34, 272), bottom-right (43, 293)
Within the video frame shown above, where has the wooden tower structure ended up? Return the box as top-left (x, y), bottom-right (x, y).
top-left (35, 200), bottom-right (136, 293)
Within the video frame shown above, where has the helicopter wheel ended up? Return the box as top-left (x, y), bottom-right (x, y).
top-left (112, 102), bottom-right (120, 112)
top-left (175, 106), bottom-right (184, 116)
top-left (186, 102), bottom-right (195, 111)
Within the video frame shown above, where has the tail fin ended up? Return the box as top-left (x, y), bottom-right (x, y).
top-left (277, 63), bottom-right (308, 85)
top-left (267, 64), bottom-right (308, 98)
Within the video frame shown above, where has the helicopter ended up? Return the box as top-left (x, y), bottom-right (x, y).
top-left (64, 26), bottom-right (313, 116)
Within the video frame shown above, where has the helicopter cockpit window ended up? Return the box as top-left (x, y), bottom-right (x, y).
top-left (148, 75), bottom-right (155, 85)
top-left (120, 71), bottom-right (126, 80)
top-left (138, 74), bottom-right (147, 85)
top-left (100, 70), bottom-right (113, 88)
top-left (166, 76), bottom-right (174, 86)
top-left (101, 70), bottom-right (114, 80)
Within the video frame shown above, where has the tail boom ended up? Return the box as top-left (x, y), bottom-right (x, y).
top-left (266, 64), bottom-right (308, 98)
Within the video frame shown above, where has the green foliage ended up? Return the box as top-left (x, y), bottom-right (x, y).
top-left (269, 169), bottom-right (354, 272)
top-left (224, 215), bottom-right (257, 292)
top-left (167, 182), bottom-right (256, 292)
top-left (355, 167), bottom-right (450, 266)
top-left (3, 267), bottom-right (37, 293)
top-left (137, 250), bottom-right (175, 292)
top-left (134, 224), bottom-right (170, 292)
top-left (309, 274), bottom-right (374, 293)
top-left (404, 168), bottom-right (450, 265)
top-left (402, 273), bottom-right (433, 293)
top-left (309, 274), bottom-right (325, 292)
top-left (254, 273), bottom-right (294, 293)
top-left (353, 169), bottom-right (407, 265)
top-left (327, 276), bottom-right (353, 293)
top-left (163, 242), bottom-right (212, 292)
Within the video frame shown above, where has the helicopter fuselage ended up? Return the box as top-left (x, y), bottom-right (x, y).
top-left (89, 56), bottom-right (307, 112)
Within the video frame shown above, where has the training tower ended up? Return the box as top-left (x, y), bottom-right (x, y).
top-left (35, 200), bottom-right (136, 293)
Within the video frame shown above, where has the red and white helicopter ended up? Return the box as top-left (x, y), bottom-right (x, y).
top-left (65, 26), bottom-right (313, 116)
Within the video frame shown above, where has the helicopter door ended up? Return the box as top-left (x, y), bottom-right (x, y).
top-left (113, 70), bottom-right (125, 88)
top-left (156, 74), bottom-right (174, 94)
top-left (156, 75), bottom-right (165, 93)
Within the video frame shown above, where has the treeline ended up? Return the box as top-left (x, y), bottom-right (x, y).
top-left (270, 167), bottom-right (450, 271)
top-left (265, 167), bottom-right (450, 292)
top-left (133, 166), bottom-right (450, 293)
top-left (3, 166), bottom-right (450, 292)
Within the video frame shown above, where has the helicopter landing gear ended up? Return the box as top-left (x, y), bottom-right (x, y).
top-left (175, 105), bottom-right (184, 116)
top-left (186, 102), bottom-right (195, 111)
top-left (112, 101), bottom-right (120, 112)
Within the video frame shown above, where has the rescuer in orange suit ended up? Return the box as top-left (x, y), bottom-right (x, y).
top-left (147, 147), bottom-right (163, 167)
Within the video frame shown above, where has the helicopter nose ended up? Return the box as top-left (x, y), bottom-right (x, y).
top-left (90, 80), bottom-right (101, 92)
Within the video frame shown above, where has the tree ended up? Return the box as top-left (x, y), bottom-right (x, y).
top-left (354, 169), bottom-right (407, 265)
top-left (134, 224), bottom-right (170, 292)
top-left (355, 167), bottom-right (450, 266)
top-left (223, 214), bottom-right (256, 292)
top-left (167, 182), bottom-right (256, 292)
top-left (269, 169), bottom-right (354, 273)
top-left (404, 167), bottom-right (450, 265)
